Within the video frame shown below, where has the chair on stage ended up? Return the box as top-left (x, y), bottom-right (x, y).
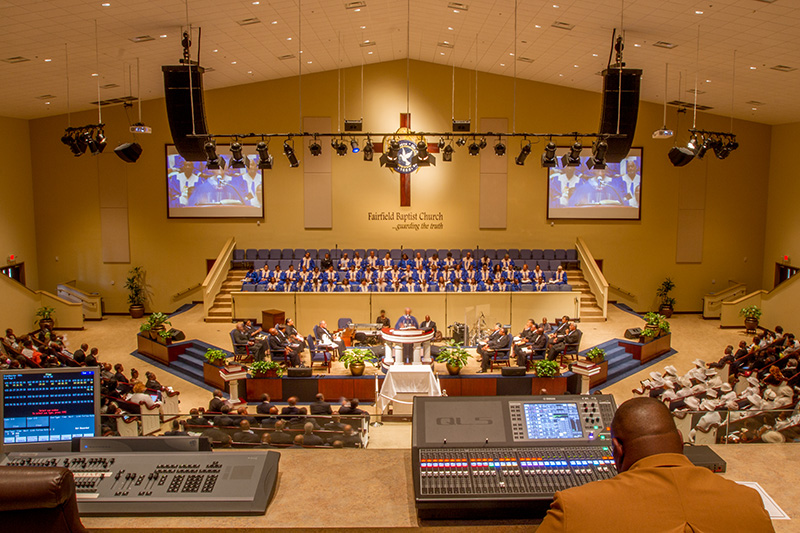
top-left (337, 318), bottom-right (352, 330)
top-left (559, 331), bottom-right (583, 367)
top-left (267, 334), bottom-right (290, 366)
top-left (230, 330), bottom-right (251, 363)
top-left (526, 345), bottom-right (547, 369)
top-left (489, 334), bottom-right (513, 372)
top-left (307, 335), bottom-right (332, 373)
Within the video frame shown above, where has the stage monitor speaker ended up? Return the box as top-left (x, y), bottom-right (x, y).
top-left (668, 146), bottom-right (696, 167)
top-left (287, 367), bottom-right (312, 377)
top-left (501, 366), bottom-right (527, 377)
top-left (113, 142), bottom-right (142, 163)
top-left (624, 327), bottom-right (642, 339)
top-left (167, 328), bottom-right (186, 341)
top-left (162, 65), bottom-right (209, 161)
top-left (599, 67), bottom-right (642, 163)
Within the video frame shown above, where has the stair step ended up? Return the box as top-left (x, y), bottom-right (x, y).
top-left (184, 347), bottom-right (208, 360)
top-left (205, 317), bottom-right (234, 323)
top-left (170, 360), bottom-right (205, 381)
top-left (177, 353), bottom-right (205, 371)
top-left (208, 310), bottom-right (232, 317)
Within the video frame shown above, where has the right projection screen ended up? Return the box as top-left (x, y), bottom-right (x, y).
top-left (547, 147), bottom-right (642, 220)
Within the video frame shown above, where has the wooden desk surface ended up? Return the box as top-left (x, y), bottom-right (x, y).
top-left (82, 445), bottom-right (794, 532)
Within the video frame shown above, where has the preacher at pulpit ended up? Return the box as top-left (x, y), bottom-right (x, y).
top-left (396, 308), bottom-right (419, 329)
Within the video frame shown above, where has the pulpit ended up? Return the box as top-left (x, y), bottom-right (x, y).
top-left (381, 327), bottom-right (434, 365)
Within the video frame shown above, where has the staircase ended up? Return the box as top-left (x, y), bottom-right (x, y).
top-left (580, 340), bottom-right (640, 390)
top-left (168, 340), bottom-right (234, 389)
top-left (205, 269), bottom-right (247, 323)
top-left (566, 269), bottom-right (605, 322)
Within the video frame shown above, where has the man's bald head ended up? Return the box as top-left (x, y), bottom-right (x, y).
top-left (611, 397), bottom-right (683, 473)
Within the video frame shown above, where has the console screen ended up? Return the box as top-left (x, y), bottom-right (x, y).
top-left (522, 402), bottom-right (583, 440)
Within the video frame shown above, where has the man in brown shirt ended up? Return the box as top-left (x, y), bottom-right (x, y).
top-left (537, 397), bottom-right (774, 533)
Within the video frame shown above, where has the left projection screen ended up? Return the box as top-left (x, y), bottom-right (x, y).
top-left (166, 144), bottom-right (264, 218)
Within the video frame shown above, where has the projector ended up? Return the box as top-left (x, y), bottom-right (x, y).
top-left (130, 123), bottom-right (152, 134)
top-left (652, 128), bottom-right (674, 139)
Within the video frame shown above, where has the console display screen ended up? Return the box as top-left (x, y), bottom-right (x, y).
top-left (522, 402), bottom-right (583, 440)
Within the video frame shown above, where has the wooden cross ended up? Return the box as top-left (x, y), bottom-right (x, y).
top-left (377, 113), bottom-right (439, 207)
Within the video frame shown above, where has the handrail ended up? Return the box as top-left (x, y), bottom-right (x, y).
top-left (702, 282), bottom-right (747, 319)
top-left (575, 236), bottom-right (608, 319)
top-left (608, 284), bottom-right (636, 299)
top-left (174, 283), bottom-right (202, 300)
top-left (57, 283), bottom-right (103, 319)
top-left (202, 237), bottom-right (236, 318)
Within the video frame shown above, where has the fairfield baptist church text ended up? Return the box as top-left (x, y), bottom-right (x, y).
top-left (367, 211), bottom-right (445, 231)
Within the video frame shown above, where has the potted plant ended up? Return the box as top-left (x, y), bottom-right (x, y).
top-left (739, 305), bottom-right (762, 332)
top-left (339, 348), bottom-right (377, 376)
top-left (435, 340), bottom-right (470, 375)
top-left (585, 347), bottom-right (606, 365)
top-left (533, 359), bottom-right (560, 378)
top-left (204, 348), bottom-right (229, 367)
top-left (124, 266), bottom-right (147, 318)
top-left (156, 329), bottom-right (176, 346)
top-left (250, 360), bottom-right (284, 378)
top-left (656, 278), bottom-right (676, 318)
top-left (35, 306), bottom-right (56, 331)
top-left (643, 312), bottom-right (669, 338)
top-left (139, 312), bottom-right (172, 339)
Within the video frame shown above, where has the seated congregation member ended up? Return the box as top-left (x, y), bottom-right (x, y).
top-left (310, 393), bottom-right (333, 415)
top-left (214, 404), bottom-right (238, 427)
top-left (366, 250), bottom-right (379, 268)
top-left (128, 382), bottom-right (161, 409)
top-left (375, 310), bottom-right (391, 328)
top-left (300, 252), bottom-right (315, 270)
top-left (517, 264), bottom-right (532, 283)
top-left (461, 252), bottom-right (475, 270)
top-left (420, 315), bottom-right (437, 334)
top-left (186, 408), bottom-right (213, 427)
top-left (338, 398), bottom-right (369, 417)
top-left (550, 265), bottom-right (568, 285)
top-left (551, 315), bottom-right (571, 338)
top-left (268, 327), bottom-right (303, 367)
top-left (476, 324), bottom-right (509, 373)
top-left (547, 322), bottom-right (580, 361)
top-left (163, 419), bottom-right (188, 437)
top-left (200, 428), bottom-right (233, 448)
top-left (708, 345), bottom-right (737, 369)
top-left (537, 397), bottom-right (773, 533)
top-left (233, 322), bottom-right (265, 361)
top-left (281, 396), bottom-right (303, 418)
top-left (320, 253), bottom-right (334, 271)
top-left (500, 254), bottom-right (515, 271)
top-left (314, 320), bottom-right (345, 356)
top-left (301, 422), bottom-right (325, 446)
top-left (324, 414), bottom-right (346, 432)
top-left (435, 277), bottom-right (447, 293)
top-left (266, 420), bottom-right (294, 445)
top-left (513, 319), bottom-right (537, 366)
top-left (449, 279), bottom-right (463, 292)
top-left (256, 393), bottom-right (276, 415)
top-left (352, 251), bottom-right (364, 270)
top-left (337, 425), bottom-right (362, 448)
top-left (357, 278), bottom-right (371, 292)
top-left (260, 407), bottom-right (280, 428)
top-left (338, 252), bottom-right (351, 271)
top-left (208, 389), bottom-right (229, 413)
top-left (72, 343), bottom-right (89, 364)
top-left (398, 252), bottom-right (410, 269)
top-left (233, 420), bottom-right (261, 443)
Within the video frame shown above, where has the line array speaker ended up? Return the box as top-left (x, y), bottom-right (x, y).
top-left (599, 68), bottom-right (642, 163)
top-left (113, 142), bottom-right (142, 163)
top-left (162, 65), bottom-right (209, 161)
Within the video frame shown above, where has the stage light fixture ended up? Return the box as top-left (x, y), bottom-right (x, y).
top-left (695, 136), bottom-right (710, 159)
top-left (586, 139), bottom-right (608, 169)
top-left (230, 141), bottom-right (246, 168)
top-left (309, 137), bottom-right (322, 156)
top-left (284, 139), bottom-right (299, 167)
top-left (350, 138), bottom-right (360, 153)
top-left (74, 130), bottom-right (89, 155)
top-left (456, 137), bottom-right (466, 147)
top-left (711, 137), bottom-right (728, 159)
top-left (686, 134), bottom-right (700, 154)
top-left (84, 131), bottom-right (100, 155)
top-left (541, 141), bottom-right (557, 168)
top-left (256, 141), bottom-right (273, 169)
top-left (438, 138), bottom-right (445, 150)
top-left (442, 144), bottom-right (454, 162)
top-left (468, 138), bottom-right (480, 156)
top-left (560, 141), bottom-right (582, 167)
top-left (494, 139), bottom-right (506, 156)
top-left (417, 140), bottom-right (429, 161)
top-left (479, 137), bottom-right (487, 150)
top-left (205, 140), bottom-right (222, 169)
top-left (95, 129), bottom-right (107, 153)
top-left (363, 138), bottom-right (374, 161)
top-left (515, 141), bottom-right (531, 166)
top-left (331, 138), bottom-right (347, 156)
top-left (380, 139), bottom-right (399, 168)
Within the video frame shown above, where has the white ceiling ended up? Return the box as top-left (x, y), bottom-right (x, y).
top-left (1, 0), bottom-right (799, 125)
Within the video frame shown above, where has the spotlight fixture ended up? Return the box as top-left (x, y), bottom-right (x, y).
top-left (696, 136), bottom-right (711, 159)
top-left (380, 139), bottom-right (399, 168)
top-left (438, 138), bottom-right (445, 150)
top-left (494, 138), bottom-right (506, 156)
top-left (95, 129), bottom-right (107, 153)
top-left (204, 140), bottom-right (223, 169)
top-left (586, 139), bottom-right (608, 169)
top-left (416, 140), bottom-right (429, 161)
top-left (560, 141), bottom-right (582, 167)
top-left (468, 138), bottom-right (481, 156)
top-left (331, 138), bottom-right (347, 157)
top-left (350, 138), bottom-right (360, 153)
top-left (711, 137), bottom-right (728, 159)
top-left (75, 131), bottom-right (89, 155)
top-left (283, 139), bottom-right (299, 167)
top-left (541, 141), bottom-right (557, 168)
top-left (84, 131), bottom-right (100, 155)
top-left (668, 146), bottom-right (695, 167)
top-left (61, 133), bottom-right (82, 156)
top-left (442, 143), bottom-right (454, 162)
top-left (363, 138), bottom-right (374, 161)
top-left (479, 137), bottom-right (487, 150)
top-left (309, 137), bottom-right (322, 156)
top-left (256, 141), bottom-right (273, 169)
top-left (455, 137), bottom-right (466, 147)
top-left (230, 141), bottom-right (246, 168)
top-left (61, 125), bottom-right (109, 157)
top-left (515, 141), bottom-right (531, 166)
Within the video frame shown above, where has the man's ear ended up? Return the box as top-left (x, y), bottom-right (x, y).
top-left (612, 437), bottom-right (624, 471)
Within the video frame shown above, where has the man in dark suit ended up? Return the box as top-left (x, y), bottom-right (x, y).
top-left (547, 323), bottom-right (580, 361)
top-left (420, 315), bottom-right (437, 334)
top-left (214, 404), bottom-right (237, 427)
top-left (72, 343), bottom-right (88, 363)
top-left (274, 325), bottom-right (303, 367)
top-left (530, 327), bottom-right (549, 360)
top-left (260, 406), bottom-right (280, 428)
top-left (256, 393), bottom-right (275, 415)
top-left (339, 425), bottom-right (362, 448)
top-left (309, 393), bottom-right (333, 415)
top-left (476, 324), bottom-right (508, 373)
top-left (200, 428), bottom-right (233, 448)
top-left (208, 389), bottom-right (227, 413)
top-left (113, 363), bottom-right (130, 394)
top-left (323, 414), bottom-right (346, 432)
top-left (537, 398), bottom-right (773, 532)
top-left (186, 408), bottom-right (212, 427)
top-left (285, 318), bottom-right (306, 350)
top-left (163, 419), bottom-right (188, 436)
top-left (550, 315), bottom-right (571, 339)
top-left (267, 420), bottom-right (294, 445)
top-left (232, 420), bottom-right (261, 443)
top-left (301, 422), bottom-right (324, 446)
top-left (338, 398), bottom-right (368, 416)
top-left (513, 319), bottom-right (537, 366)
top-left (267, 327), bottom-right (301, 367)
top-left (233, 322), bottom-right (265, 361)
top-left (281, 396), bottom-right (303, 418)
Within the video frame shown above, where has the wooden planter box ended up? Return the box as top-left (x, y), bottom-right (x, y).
top-left (203, 362), bottom-right (229, 392)
top-left (136, 332), bottom-right (187, 365)
top-left (620, 333), bottom-right (672, 364)
top-left (588, 360), bottom-right (609, 388)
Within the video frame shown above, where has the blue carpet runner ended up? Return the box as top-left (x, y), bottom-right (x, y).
top-left (168, 302), bottom-right (199, 318)
top-left (612, 302), bottom-right (643, 319)
top-left (581, 339), bottom-right (677, 393)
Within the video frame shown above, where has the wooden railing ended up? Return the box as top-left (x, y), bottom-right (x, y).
top-left (57, 283), bottom-right (103, 319)
top-left (575, 236), bottom-right (608, 319)
top-left (702, 282), bottom-right (747, 319)
top-left (202, 237), bottom-right (236, 318)
top-left (720, 274), bottom-right (800, 333)
top-left (0, 275), bottom-right (84, 331)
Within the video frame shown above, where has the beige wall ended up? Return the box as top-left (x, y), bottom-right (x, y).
top-left (0, 115), bottom-right (38, 289)
top-left (763, 122), bottom-right (800, 289)
top-left (27, 59), bottom-right (775, 315)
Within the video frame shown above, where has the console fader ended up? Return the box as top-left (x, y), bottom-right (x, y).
top-left (0, 451), bottom-right (279, 516)
top-left (412, 395), bottom-right (618, 519)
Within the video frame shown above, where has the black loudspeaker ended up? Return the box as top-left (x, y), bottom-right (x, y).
top-left (167, 328), bottom-right (186, 341)
top-left (668, 146), bottom-right (696, 167)
top-left (113, 142), bottom-right (142, 163)
top-left (288, 367), bottom-right (312, 377)
top-left (162, 65), bottom-right (209, 161)
top-left (501, 366), bottom-right (527, 377)
top-left (599, 68), bottom-right (643, 163)
top-left (624, 327), bottom-right (642, 339)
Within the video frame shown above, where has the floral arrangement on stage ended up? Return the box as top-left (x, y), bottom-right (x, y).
top-left (249, 360), bottom-right (284, 377)
top-left (585, 347), bottom-right (606, 364)
top-left (204, 348), bottom-right (229, 366)
top-left (533, 359), bottom-right (560, 378)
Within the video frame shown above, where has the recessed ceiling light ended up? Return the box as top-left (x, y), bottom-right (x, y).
top-left (354, 8), bottom-right (360, 11)
top-left (453, 9), bottom-right (460, 13)
top-left (752, 107), bottom-right (757, 110)
top-left (559, 73), bottom-right (563, 76)
top-left (750, 66), bottom-right (757, 70)
top-left (448, 26), bottom-right (454, 30)
top-left (231, 61), bottom-right (237, 64)
top-left (307, 61), bottom-right (312, 64)
top-left (213, 49), bottom-right (218, 52)
top-left (633, 43), bottom-right (641, 47)
top-left (91, 73), bottom-right (98, 77)
top-left (247, 70), bottom-right (253, 74)
top-left (695, 10), bottom-right (703, 14)
top-left (368, 51), bottom-right (373, 55)
top-left (360, 25), bottom-right (366, 29)
top-left (159, 34), bottom-right (167, 38)
top-left (535, 25), bottom-right (541, 28)
top-left (44, 58), bottom-right (52, 62)
top-left (592, 53), bottom-right (598, 57)
top-left (440, 52), bottom-right (445, 55)
top-left (252, 1), bottom-right (260, 4)
top-left (500, 63), bottom-right (505, 66)
top-left (45, 101), bottom-right (50, 105)
top-left (271, 20), bottom-right (277, 24)
top-left (364, 39), bottom-right (370, 43)
top-left (509, 52), bottom-right (514, 56)
top-left (573, 64), bottom-right (578, 68)
top-left (705, 79), bottom-right (711, 83)
top-left (101, 2), bottom-right (110, 6)
top-left (287, 37), bottom-right (292, 40)
top-left (553, 4), bottom-right (559, 7)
